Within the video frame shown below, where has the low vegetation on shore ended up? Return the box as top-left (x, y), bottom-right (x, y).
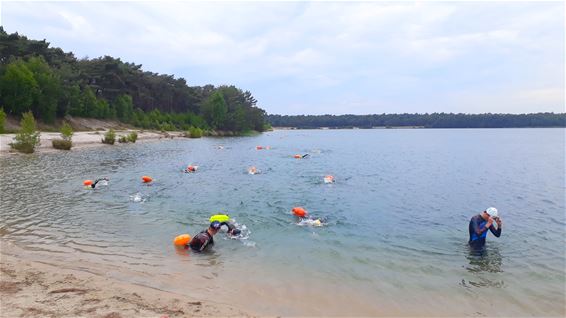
top-left (9, 111), bottom-right (40, 153)
top-left (51, 121), bottom-right (73, 150)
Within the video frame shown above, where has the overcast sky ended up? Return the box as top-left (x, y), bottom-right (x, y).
top-left (1, 1), bottom-right (564, 115)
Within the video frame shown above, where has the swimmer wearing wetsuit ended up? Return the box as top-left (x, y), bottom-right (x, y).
top-left (189, 221), bottom-right (221, 252)
top-left (469, 207), bottom-right (502, 250)
top-left (91, 178), bottom-right (109, 189)
top-left (223, 221), bottom-right (241, 236)
top-left (188, 221), bottom-right (241, 252)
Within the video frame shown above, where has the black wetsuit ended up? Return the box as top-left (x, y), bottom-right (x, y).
top-left (468, 214), bottom-right (502, 249)
top-left (222, 222), bottom-right (241, 235)
top-left (189, 230), bottom-right (214, 252)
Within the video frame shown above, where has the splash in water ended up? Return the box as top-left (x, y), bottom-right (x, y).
top-left (129, 192), bottom-right (146, 203)
top-left (222, 220), bottom-right (254, 246)
top-left (297, 218), bottom-right (325, 227)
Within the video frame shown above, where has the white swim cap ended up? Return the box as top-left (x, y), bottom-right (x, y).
top-left (485, 207), bottom-right (498, 218)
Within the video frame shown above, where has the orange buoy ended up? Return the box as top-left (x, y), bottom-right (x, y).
top-left (83, 180), bottom-right (93, 186)
top-left (293, 154), bottom-right (302, 159)
top-left (256, 146), bottom-right (263, 150)
top-left (292, 207), bottom-right (308, 217)
top-left (173, 234), bottom-right (191, 246)
top-left (142, 176), bottom-right (153, 183)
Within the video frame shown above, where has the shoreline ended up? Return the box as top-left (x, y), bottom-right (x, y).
top-left (0, 130), bottom-right (185, 156)
top-left (0, 240), bottom-right (251, 317)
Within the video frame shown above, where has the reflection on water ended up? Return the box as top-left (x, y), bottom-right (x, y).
top-left (462, 245), bottom-right (504, 288)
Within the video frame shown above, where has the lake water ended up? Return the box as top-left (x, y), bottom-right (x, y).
top-left (1, 129), bottom-right (564, 316)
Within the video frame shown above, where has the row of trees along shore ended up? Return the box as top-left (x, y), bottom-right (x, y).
top-left (0, 27), bottom-right (268, 133)
top-left (267, 112), bottom-right (566, 129)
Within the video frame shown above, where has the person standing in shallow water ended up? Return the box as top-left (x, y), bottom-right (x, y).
top-left (469, 207), bottom-right (502, 250)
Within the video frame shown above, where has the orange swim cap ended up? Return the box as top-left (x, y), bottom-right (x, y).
top-left (83, 180), bottom-right (93, 186)
top-left (294, 154), bottom-right (301, 159)
top-left (142, 176), bottom-right (153, 183)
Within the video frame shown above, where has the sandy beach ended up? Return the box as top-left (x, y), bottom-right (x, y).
top-left (0, 241), bottom-right (250, 317)
top-left (0, 130), bottom-right (184, 156)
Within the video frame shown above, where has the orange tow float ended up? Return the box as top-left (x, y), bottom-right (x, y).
top-left (173, 234), bottom-right (191, 246)
top-left (142, 176), bottom-right (153, 183)
top-left (292, 207), bottom-right (308, 217)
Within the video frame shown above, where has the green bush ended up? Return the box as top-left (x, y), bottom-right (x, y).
top-left (60, 121), bottom-right (73, 141)
top-left (0, 108), bottom-right (6, 133)
top-left (10, 111), bottom-right (40, 153)
top-left (52, 139), bottom-right (72, 150)
top-left (118, 135), bottom-right (128, 143)
top-left (127, 131), bottom-right (138, 143)
top-left (188, 126), bottom-right (203, 138)
top-left (102, 129), bottom-right (116, 144)
top-left (52, 121), bottom-right (74, 150)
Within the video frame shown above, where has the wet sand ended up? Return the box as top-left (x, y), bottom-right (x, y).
top-left (0, 130), bottom-right (184, 156)
top-left (0, 241), bottom-right (250, 317)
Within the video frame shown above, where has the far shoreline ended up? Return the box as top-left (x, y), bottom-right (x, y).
top-left (272, 126), bottom-right (566, 130)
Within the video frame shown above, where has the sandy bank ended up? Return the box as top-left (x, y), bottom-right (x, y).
top-left (0, 241), bottom-right (250, 317)
top-left (0, 130), bottom-right (184, 156)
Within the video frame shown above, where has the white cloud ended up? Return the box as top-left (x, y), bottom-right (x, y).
top-left (1, 1), bottom-right (563, 114)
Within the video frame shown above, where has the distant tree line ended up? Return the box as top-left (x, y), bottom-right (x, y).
top-left (267, 113), bottom-right (566, 128)
top-left (0, 27), bottom-right (268, 132)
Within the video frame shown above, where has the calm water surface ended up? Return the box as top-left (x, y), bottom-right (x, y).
top-left (1, 129), bottom-right (564, 316)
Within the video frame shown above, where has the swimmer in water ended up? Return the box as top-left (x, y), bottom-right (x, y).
top-left (222, 221), bottom-right (242, 236)
top-left (209, 214), bottom-right (241, 236)
top-left (302, 217), bottom-right (325, 227)
top-left (185, 165), bottom-right (198, 173)
top-left (90, 178), bottom-right (109, 189)
top-left (248, 166), bottom-right (260, 175)
top-left (188, 221), bottom-right (241, 252)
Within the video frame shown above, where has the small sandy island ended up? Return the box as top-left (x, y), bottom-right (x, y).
top-left (0, 241), bottom-right (250, 317)
top-left (0, 130), bottom-right (184, 156)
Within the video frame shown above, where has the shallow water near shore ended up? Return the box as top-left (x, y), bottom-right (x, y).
top-left (1, 129), bottom-right (565, 316)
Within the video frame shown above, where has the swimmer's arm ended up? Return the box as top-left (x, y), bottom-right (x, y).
top-left (221, 222), bottom-right (235, 231)
top-left (92, 178), bottom-right (109, 187)
top-left (489, 225), bottom-right (501, 237)
top-left (199, 236), bottom-right (211, 252)
top-left (472, 218), bottom-right (488, 236)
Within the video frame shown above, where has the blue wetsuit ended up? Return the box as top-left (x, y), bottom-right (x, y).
top-left (468, 214), bottom-right (501, 249)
